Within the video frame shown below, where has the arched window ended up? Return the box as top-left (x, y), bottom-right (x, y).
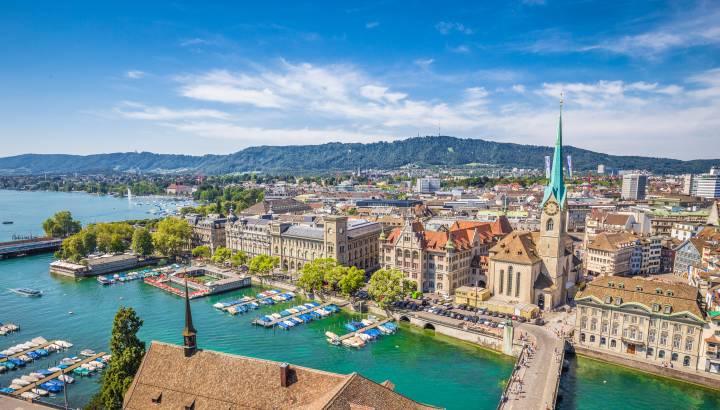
top-left (683, 356), bottom-right (691, 367)
top-left (515, 270), bottom-right (521, 298)
top-left (580, 333), bottom-right (586, 342)
top-left (546, 218), bottom-right (554, 231)
top-left (499, 270), bottom-right (504, 294)
top-left (507, 266), bottom-right (513, 296)
top-left (671, 352), bottom-right (678, 362)
top-left (658, 350), bottom-right (665, 358)
top-left (610, 339), bottom-right (616, 348)
top-left (590, 335), bottom-right (596, 343)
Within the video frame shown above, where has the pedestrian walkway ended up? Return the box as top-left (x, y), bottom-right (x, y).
top-left (500, 324), bottom-right (564, 410)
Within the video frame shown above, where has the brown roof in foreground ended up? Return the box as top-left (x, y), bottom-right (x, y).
top-left (124, 342), bottom-right (440, 410)
top-left (587, 232), bottom-right (638, 252)
top-left (489, 231), bottom-right (542, 264)
top-left (575, 276), bottom-right (705, 321)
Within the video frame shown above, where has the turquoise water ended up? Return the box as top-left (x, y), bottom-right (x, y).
top-left (0, 189), bottom-right (181, 241)
top-left (1, 190), bottom-right (720, 409)
top-left (0, 254), bottom-right (513, 409)
top-left (558, 355), bottom-right (720, 410)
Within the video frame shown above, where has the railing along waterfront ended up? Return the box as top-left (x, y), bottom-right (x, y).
top-left (497, 344), bottom-right (528, 410)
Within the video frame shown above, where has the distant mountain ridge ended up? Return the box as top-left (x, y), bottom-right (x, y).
top-left (0, 136), bottom-right (716, 175)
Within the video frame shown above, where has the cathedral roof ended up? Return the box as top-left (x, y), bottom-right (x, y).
top-left (489, 231), bottom-right (542, 264)
top-left (542, 104), bottom-right (567, 208)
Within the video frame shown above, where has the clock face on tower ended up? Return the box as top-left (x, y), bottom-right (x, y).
top-left (544, 201), bottom-right (559, 216)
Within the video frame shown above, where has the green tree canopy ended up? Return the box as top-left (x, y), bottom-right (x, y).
top-left (230, 251), bottom-right (248, 267)
top-left (191, 245), bottom-right (211, 259)
top-left (338, 266), bottom-right (366, 297)
top-left (298, 258), bottom-right (336, 294)
top-left (211, 246), bottom-right (232, 264)
top-left (131, 227), bottom-right (153, 257)
top-left (368, 268), bottom-right (413, 309)
top-left (42, 210), bottom-right (81, 238)
top-left (87, 307), bottom-right (145, 410)
top-left (248, 254), bottom-right (279, 279)
top-left (152, 217), bottom-right (192, 260)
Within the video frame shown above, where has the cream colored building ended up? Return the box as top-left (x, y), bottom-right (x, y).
top-left (586, 232), bottom-right (661, 276)
top-left (574, 276), bottom-right (706, 370)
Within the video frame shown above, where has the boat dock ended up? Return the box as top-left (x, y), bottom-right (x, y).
top-left (10, 352), bottom-right (106, 397)
top-left (0, 340), bottom-right (58, 364)
top-left (336, 318), bottom-right (393, 342)
top-left (215, 290), bottom-right (294, 313)
top-left (253, 302), bottom-right (345, 328)
top-left (0, 238), bottom-right (62, 260)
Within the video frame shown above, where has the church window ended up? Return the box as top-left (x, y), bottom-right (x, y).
top-left (507, 268), bottom-right (513, 296)
top-left (546, 218), bottom-right (554, 231)
top-left (499, 270), bottom-right (504, 294)
top-left (515, 270), bottom-right (520, 298)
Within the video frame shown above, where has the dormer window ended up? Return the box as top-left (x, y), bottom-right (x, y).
top-left (652, 303), bottom-right (660, 312)
top-left (151, 392), bottom-right (162, 404)
top-left (655, 288), bottom-right (663, 294)
top-left (615, 297), bottom-right (623, 306)
top-left (608, 282), bottom-right (615, 288)
top-left (665, 290), bottom-right (673, 296)
top-left (663, 305), bottom-right (672, 314)
top-left (605, 296), bottom-right (612, 304)
top-left (618, 283), bottom-right (625, 289)
top-left (635, 285), bottom-right (643, 291)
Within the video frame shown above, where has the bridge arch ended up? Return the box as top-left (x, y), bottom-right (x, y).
top-left (399, 315), bottom-right (410, 322)
top-left (423, 323), bottom-right (436, 331)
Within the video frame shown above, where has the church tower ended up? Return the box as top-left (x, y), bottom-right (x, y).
top-left (538, 98), bottom-right (568, 289)
top-left (182, 280), bottom-right (197, 357)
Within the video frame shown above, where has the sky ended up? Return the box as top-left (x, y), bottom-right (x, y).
top-left (1, 0), bottom-right (719, 159)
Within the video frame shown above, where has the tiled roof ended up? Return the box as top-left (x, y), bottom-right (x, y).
top-left (489, 231), bottom-right (542, 264)
top-left (123, 342), bottom-right (439, 410)
top-left (575, 276), bottom-right (705, 321)
top-left (283, 225), bottom-right (324, 240)
top-left (386, 220), bottom-right (502, 252)
top-left (604, 214), bottom-right (631, 226)
top-left (587, 232), bottom-right (638, 252)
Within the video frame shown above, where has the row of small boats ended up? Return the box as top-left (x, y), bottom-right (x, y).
top-left (326, 320), bottom-right (398, 348)
top-left (254, 303), bottom-right (341, 329)
top-left (97, 268), bottom-right (162, 285)
top-left (0, 354), bottom-right (111, 399)
top-left (213, 290), bottom-right (296, 314)
top-left (0, 322), bottom-right (19, 336)
top-left (1, 338), bottom-right (73, 372)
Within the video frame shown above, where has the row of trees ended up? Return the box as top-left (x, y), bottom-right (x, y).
top-left (52, 211), bottom-right (193, 262)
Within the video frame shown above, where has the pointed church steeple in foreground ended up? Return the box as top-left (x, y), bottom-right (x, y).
top-left (542, 96), bottom-right (567, 208)
top-left (182, 280), bottom-right (197, 357)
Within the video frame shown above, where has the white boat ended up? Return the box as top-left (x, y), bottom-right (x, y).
top-left (31, 388), bottom-right (49, 396)
top-left (11, 379), bottom-right (30, 387)
top-left (80, 349), bottom-right (96, 357)
top-left (21, 375), bottom-right (39, 383)
top-left (20, 392), bottom-right (40, 400)
top-left (58, 374), bottom-right (74, 383)
top-left (48, 367), bottom-right (61, 372)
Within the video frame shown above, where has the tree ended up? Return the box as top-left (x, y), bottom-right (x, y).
top-left (87, 307), bottom-right (145, 410)
top-left (42, 211), bottom-right (81, 238)
top-left (338, 266), bottom-right (366, 297)
top-left (248, 254), bottom-right (279, 281)
top-left (298, 258), bottom-right (336, 294)
top-left (191, 245), bottom-right (211, 259)
top-left (58, 233), bottom-right (89, 262)
top-left (131, 228), bottom-right (153, 257)
top-left (211, 246), bottom-right (232, 264)
top-left (230, 251), bottom-right (248, 267)
top-left (368, 268), bottom-right (413, 309)
top-left (152, 217), bottom-right (192, 261)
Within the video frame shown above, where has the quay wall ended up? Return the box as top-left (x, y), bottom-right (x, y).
top-left (574, 346), bottom-right (720, 391)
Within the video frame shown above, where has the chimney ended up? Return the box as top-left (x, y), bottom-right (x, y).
top-left (280, 363), bottom-right (289, 387)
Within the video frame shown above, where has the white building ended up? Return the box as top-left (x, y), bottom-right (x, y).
top-left (695, 171), bottom-right (720, 199)
top-left (415, 177), bottom-right (441, 194)
top-left (622, 174), bottom-right (648, 200)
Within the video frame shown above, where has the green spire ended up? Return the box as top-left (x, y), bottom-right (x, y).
top-left (542, 95), bottom-right (567, 208)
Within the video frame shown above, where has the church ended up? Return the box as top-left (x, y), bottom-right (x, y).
top-left (486, 104), bottom-right (578, 311)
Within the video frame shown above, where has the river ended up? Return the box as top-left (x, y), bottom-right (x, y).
top-left (0, 190), bottom-right (719, 409)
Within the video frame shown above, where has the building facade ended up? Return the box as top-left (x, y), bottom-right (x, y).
top-left (574, 276), bottom-right (706, 370)
top-left (186, 214), bottom-right (227, 253)
top-left (380, 218), bottom-right (510, 295)
top-left (621, 174), bottom-right (648, 200)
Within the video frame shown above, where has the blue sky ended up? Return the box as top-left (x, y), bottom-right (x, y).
top-left (1, 0), bottom-right (719, 159)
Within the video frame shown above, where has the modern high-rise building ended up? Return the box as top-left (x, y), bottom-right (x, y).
top-left (597, 164), bottom-right (605, 174)
top-left (415, 177), bottom-right (441, 194)
top-left (682, 174), bottom-right (694, 195)
top-left (695, 172), bottom-right (720, 199)
top-left (621, 174), bottom-right (648, 200)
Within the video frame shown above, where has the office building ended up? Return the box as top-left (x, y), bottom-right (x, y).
top-left (622, 174), bottom-right (648, 200)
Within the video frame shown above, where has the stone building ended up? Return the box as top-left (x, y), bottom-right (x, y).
top-left (380, 217), bottom-right (511, 295)
top-left (585, 232), bottom-right (661, 276)
top-left (186, 214), bottom-right (227, 253)
top-left (225, 214), bottom-right (272, 258)
top-left (574, 276), bottom-right (706, 370)
top-left (241, 198), bottom-right (312, 216)
top-left (486, 107), bottom-right (577, 311)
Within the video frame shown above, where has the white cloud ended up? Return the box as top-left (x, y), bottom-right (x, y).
top-left (414, 58), bottom-right (435, 69)
top-left (365, 21), bottom-right (379, 29)
top-left (117, 62), bottom-right (720, 159)
top-left (125, 70), bottom-right (146, 79)
top-left (435, 21), bottom-right (474, 35)
top-left (114, 101), bottom-right (229, 120)
top-left (180, 38), bottom-right (211, 47)
top-left (449, 45), bottom-right (471, 54)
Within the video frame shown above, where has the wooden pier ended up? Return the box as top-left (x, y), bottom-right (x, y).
top-left (222, 292), bottom-right (294, 313)
top-left (253, 302), bottom-right (343, 327)
top-left (11, 352), bottom-right (107, 396)
top-left (336, 319), bottom-right (393, 342)
top-left (0, 340), bottom-right (58, 364)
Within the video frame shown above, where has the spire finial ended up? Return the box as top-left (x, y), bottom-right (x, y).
top-left (560, 91), bottom-right (564, 113)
